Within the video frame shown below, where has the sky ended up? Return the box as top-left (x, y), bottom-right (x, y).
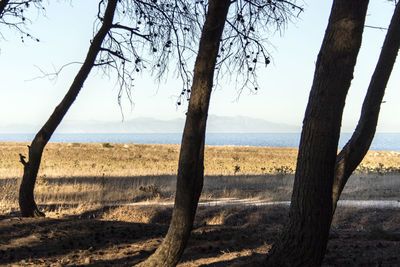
top-left (0, 0), bottom-right (399, 133)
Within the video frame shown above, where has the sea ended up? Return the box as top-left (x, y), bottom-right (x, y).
top-left (1, 132), bottom-right (400, 151)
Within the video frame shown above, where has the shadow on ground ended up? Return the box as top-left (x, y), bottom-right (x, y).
top-left (0, 204), bottom-right (399, 266)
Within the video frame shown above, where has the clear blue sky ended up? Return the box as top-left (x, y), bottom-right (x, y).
top-left (0, 0), bottom-right (399, 132)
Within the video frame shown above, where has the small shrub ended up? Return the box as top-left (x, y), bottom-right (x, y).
top-left (102, 143), bottom-right (114, 148)
top-left (139, 184), bottom-right (161, 198)
top-left (270, 165), bottom-right (294, 175)
top-left (234, 165), bottom-right (240, 174)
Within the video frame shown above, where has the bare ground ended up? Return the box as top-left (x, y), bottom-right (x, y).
top-left (0, 204), bottom-right (399, 266)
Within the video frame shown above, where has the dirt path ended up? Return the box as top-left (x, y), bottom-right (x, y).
top-left (127, 198), bottom-right (400, 208)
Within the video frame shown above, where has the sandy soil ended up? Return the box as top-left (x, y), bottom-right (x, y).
top-left (1, 204), bottom-right (399, 266)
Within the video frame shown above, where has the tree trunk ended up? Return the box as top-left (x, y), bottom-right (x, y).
top-left (332, 1), bottom-right (400, 213)
top-left (0, 0), bottom-right (10, 17)
top-left (135, 1), bottom-right (230, 266)
top-left (18, 0), bottom-right (118, 217)
top-left (265, 1), bottom-right (369, 266)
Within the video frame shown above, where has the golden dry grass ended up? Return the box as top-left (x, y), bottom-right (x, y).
top-left (2, 142), bottom-right (399, 178)
top-left (0, 142), bottom-right (399, 213)
top-left (0, 142), bottom-right (301, 178)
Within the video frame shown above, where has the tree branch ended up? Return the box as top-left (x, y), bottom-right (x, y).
top-left (19, 153), bottom-right (28, 167)
top-left (111, 23), bottom-right (150, 40)
top-left (99, 47), bottom-right (130, 61)
top-left (365, 25), bottom-right (388, 31)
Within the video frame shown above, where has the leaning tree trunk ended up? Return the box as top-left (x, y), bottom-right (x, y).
top-left (135, 1), bottom-right (230, 266)
top-left (265, 1), bottom-right (369, 266)
top-left (0, 0), bottom-right (10, 16)
top-left (18, 0), bottom-right (118, 217)
top-left (332, 1), bottom-right (400, 213)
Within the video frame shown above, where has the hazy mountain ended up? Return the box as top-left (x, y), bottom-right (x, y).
top-left (1, 115), bottom-right (300, 133)
top-left (56, 117), bottom-right (185, 133)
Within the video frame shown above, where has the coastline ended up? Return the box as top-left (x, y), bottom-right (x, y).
top-left (1, 132), bottom-right (400, 151)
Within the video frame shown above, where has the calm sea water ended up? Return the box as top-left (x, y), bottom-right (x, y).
top-left (1, 133), bottom-right (400, 151)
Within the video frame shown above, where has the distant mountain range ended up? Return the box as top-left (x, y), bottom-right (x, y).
top-left (0, 115), bottom-right (301, 133)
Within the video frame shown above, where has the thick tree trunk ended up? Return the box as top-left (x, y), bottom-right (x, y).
top-left (18, 0), bottom-right (118, 217)
top-left (135, 1), bottom-right (230, 266)
top-left (265, 1), bottom-right (369, 266)
top-left (0, 0), bottom-right (10, 17)
top-left (332, 1), bottom-right (400, 213)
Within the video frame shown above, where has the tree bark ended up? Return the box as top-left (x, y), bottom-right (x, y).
top-left (135, 1), bottom-right (231, 266)
top-left (18, 0), bottom-right (118, 217)
top-left (332, 1), bottom-right (400, 213)
top-left (265, 1), bottom-right (369, 266)
top-left (0, 0), bottom-right (10, 17)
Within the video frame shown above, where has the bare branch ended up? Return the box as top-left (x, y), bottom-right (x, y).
top-left (91, 0), bottom-right (303, 108)
top-left (111, 23), bottom-right (151, 40)
top-left (19, 153), bottom-right (27, 167)
top-left (99, 47), bottom-right (129, 61)
top-left (365, 25), bottom-right (388, 31)
top-left (25, 61), bottom-right (83, 82)
top-left (0, 0), bottom-right (45, 42)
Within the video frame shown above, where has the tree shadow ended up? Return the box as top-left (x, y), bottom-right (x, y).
top-left (41, 175), bottom-right (176, 186)
top-left (1, 204), bottom-right (398, 266)
top-left (177, 206), bottom-right (286, 264)
top-left (0, 210), bottom-right (21, 220)
top-left (0, 205), bottom-right (168, 265)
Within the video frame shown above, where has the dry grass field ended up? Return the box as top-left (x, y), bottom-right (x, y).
top-left (0, 142), bottom-right (399, 266)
